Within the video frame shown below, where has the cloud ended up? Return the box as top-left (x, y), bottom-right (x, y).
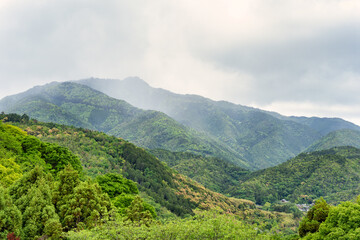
top-left (0, 0), bottom-right (148, 84)
top-left (258, 101), bottom-right (360, 127)
top-left (0, 0), bottom-right (359, 124)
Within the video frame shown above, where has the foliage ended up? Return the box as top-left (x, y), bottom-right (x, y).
top-left (10, 118), bottom-right (199, 217)
top-left (270, 202), bottom-right (303, 219)
top-left (6, 232), bottom-right (21, 240)
top-left (229, 146), bottom-right (360, 205)
top-left (306, 129), bottom-right (360, 152)
top-left (150, 149), bottom-right (249, 193)
top-left (0, 186), bottom-right (22, 239)
top-left (53, 165), bottom-right (112, 231)
top-left (124, 196), bottom-right (155, 226)
top-left (302, 196), bottom-right (360, 239)
top-left (96, 173), bottom-right (138, 198)
top-left (66, 211), bottom-right (275, 240)
top-left (298, 197), bottom-right (330, 237)
top-left (1, 115), bottom-right (302, 237)
top-left (0, 120), bottom-right (82, 177)
top-left (9, 166), bottom-right (62, 240)
top-left (0, 157), bottom-right (22, 188)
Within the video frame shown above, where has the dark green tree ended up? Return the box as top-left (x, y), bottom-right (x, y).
top-left (0, 186), bottom-right (22, 239)
top-left (9, 166), bottom-right (62, 240)
top-left (298, 197), bottom-right (330, 237)
top-left (54, 166), bottom-right (112, 231)
top-left (96, 173), bottom-right (139, 198)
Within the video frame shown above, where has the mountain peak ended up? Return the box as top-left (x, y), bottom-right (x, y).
top-left (122, 76), bottom-right (150, 87)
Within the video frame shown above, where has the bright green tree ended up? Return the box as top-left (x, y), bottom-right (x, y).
top-left (0, 157), bottom-right (22, 188)
top-left (96, 173), bottom-right (138, 198)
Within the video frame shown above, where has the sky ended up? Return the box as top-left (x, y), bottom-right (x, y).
top-left (0, 0), bottom-right (359, 125)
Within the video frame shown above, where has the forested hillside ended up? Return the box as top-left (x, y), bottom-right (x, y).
top-left (149, 149), bottom-right (249, 193)
top-left (77, 77), bottom-right (360, 169)
top-left (229, 146), bottom-right (360, 205)
top-left (306, 129), bottom-right (360, 152)
top-left (0, 82), bottom-right (248, 168)
top-left (0, 117), bottom-right (111, 239)
top-left (0, 114), bottom-right (302, 239)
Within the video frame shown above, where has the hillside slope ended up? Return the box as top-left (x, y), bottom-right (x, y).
top-left (77, 77), bottom-right (360, 169)
top-left (306, 129), bottom-right (360, 152)
top-left (0, 82), bottom-right (248, 168)
top-left (149, 149), bottom-right (249, 193)
top-left (1, 115), bottom-right (258, 217)
top-left (228, 146), bottom-right (360, 205)
top-left (77, 77), bottom-right (359, 169)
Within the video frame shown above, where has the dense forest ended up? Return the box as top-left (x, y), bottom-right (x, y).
top-left (149, 149), bottom-right (249, 193)
top-left (1, 113), bottom-right (307, 239)
top-left (2, 113), bottom-right (360, 239)
top-left (229, 146), bottom-right (360, 205)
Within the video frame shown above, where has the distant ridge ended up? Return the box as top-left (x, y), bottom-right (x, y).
top-left (76, 77), bottom-right (360, 169)
top-left (306, 129), bottom-right (360, 152)
top-left (228, 146), bottom-right (360, 205)
top-left (0, 81), bottom-right (249, 168)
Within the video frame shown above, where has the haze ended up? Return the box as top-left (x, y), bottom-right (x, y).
top-left (0, 0), bottom-right (359, 124)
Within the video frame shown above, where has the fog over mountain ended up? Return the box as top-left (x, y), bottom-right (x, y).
top-left (76, 77), bottom-right (360, 169)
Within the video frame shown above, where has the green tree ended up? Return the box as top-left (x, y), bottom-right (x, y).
top-left (304, 195), bottom-right (360, 239)
top-left (9, 166), bottom-right (62, 240)
top-left (0, 157), bottom-right (22, 188)
top-left (299, 197), bottom-right (330, 237)
top-left (96, 173), bottom-right (138, 198)
top-left (54, 166), bottom-right (112, 231)
top-left (0, 186), bottom-right (22, 239)
top-left (125, 196), bottom-right (155, 227)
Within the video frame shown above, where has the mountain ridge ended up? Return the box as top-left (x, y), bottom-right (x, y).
top-left (0, 81), bottom-right (249, 168)
top-left (228, 146), bottom-right (360, 205)
top-left (76, 77), bottom-right (360, 169)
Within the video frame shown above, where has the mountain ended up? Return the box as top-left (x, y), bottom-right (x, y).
top-left (0, 82), bottom-right (249, 168)
top-left (228, 146), bottom-right (360, 205)
top-left (305, 129), bottom-right (360, 152)
top-left (0, 116), bottom-right (255, 217)
top-left (2, 116), bottom-right (304, 239)
top-left (77, 77), bottom-right (360, 169)
top-left (286, 116), bottom-right (360, 136)
top-left (0, 114), bottom-right (299, 239)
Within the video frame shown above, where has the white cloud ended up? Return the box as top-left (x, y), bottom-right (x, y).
top-left (257, 101), bottom-right (360, 126)
top-left (0, 0), bottom-right (359, 125)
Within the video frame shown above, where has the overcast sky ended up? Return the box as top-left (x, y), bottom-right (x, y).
top-left (0, 0), bottom-right (359, 124)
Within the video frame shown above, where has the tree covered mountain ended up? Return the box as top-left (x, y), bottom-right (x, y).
top-left (0, 114), bottom-right (302, 239)
top-left (76, 77), bottom-right (360, 169)
top-left (305, 129), bottom-right (360, 152)
top-left (1, 115), bottom-right (255, 216)
top-left (228, 146), bottom-right (360, 205)
top-left (287, 116), bottom-right (360, 136)
top-left (0, 82), bottom-right (249, 168)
